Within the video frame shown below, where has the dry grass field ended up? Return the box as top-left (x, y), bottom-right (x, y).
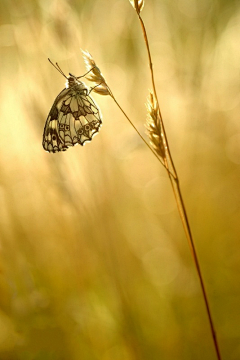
top-left (0, 0), bottom-right (240, 359)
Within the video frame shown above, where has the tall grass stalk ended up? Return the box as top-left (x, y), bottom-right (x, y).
top-left (82, 1), bottom-right (222, 358)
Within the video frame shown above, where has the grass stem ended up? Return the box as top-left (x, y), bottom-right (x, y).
top-left (137, 10), bottom-right (222, 360)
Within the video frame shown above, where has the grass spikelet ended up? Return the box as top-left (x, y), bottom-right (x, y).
top-left (145, 91), bottom-right (166, 161)
top-left (129, 0), bottom-right (144, 14)
top-left (81, 49), bottom-right (110, 96)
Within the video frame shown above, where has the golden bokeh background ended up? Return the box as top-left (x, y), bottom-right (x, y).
top-left (1, 0), bottom-right (240, 359)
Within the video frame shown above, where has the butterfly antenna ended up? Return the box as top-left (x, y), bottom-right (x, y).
top-left (48, 58), bottom-right (68, 79)
top-left (55, 62), bottom-right (67, 77)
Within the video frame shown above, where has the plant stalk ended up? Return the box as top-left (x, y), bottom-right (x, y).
top-left (137, 12), bottom-right (222, 360)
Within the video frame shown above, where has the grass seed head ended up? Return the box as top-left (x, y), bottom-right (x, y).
top-left (81, 49), bottom-right (110, 96)
top-left (129, 0), bottom-right (145, 14)
top-left (145, 91), bottom-right (166, 160)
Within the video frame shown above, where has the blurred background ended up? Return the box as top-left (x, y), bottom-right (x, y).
top-left (0, 0), bottom-right (240, 359)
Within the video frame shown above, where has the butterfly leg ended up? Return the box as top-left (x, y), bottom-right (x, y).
top-left (88, 82), bottom-right (103, 95)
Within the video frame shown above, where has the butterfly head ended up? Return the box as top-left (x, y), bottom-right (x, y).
top-left (66, 74), bottom-right (79, 88)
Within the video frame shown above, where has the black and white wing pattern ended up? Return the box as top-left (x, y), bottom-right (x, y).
top-left (43, 78), bottom-right (102, 153)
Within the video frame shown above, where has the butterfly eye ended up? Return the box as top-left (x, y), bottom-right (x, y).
top-left (59, 124), bottom-right (64, 129)
top-left (78, 129), bottom-right (84, 135)
top-left (52, 135), bottom-right (56, 140)
top-left (85, 124), bottom-right (90, 131)
top-left (65, 125), bottom-right (70, 131)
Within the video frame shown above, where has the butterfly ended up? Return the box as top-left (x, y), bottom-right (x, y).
top-left (43, 59), bottom-right (102, 153)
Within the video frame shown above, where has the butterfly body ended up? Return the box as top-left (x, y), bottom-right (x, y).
top-left (43, 75), bottom-right (102, 153)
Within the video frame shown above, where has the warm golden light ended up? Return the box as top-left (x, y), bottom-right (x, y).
top-left (0, 0), bottom-right (239, 359)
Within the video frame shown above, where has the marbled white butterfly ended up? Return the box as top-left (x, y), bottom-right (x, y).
top-left (43, 59), bottom-right (102, 153)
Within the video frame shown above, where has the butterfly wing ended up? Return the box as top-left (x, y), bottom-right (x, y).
top-left (73, 90), bottom-right (102, 146)
top-left (43, 85), bottom-right (102, 153)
